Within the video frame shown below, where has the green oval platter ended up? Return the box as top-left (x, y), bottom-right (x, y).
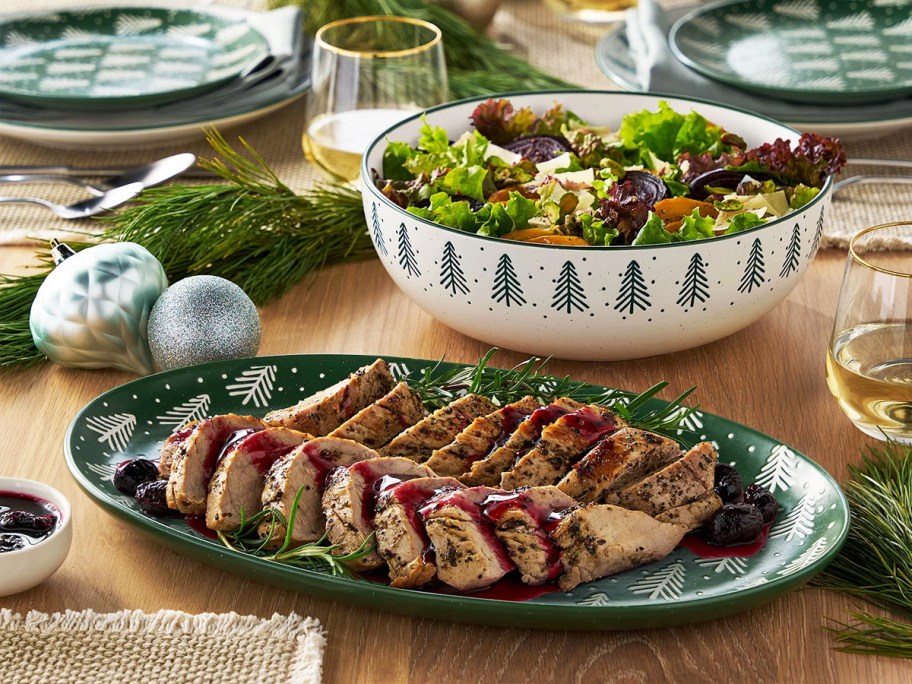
top-left (64, 354), bottom-right (849, 631)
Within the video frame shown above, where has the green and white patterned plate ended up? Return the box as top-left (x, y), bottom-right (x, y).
top-left (64, 354), bottom-right (849, 630)
top-left (670, 0), bottom-right (912, 105)
top-left (0, 7), bottom-right (269, 109)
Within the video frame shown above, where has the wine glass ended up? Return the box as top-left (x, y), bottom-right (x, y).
top-left (827, 221), bottom-right (912, 443)
top-left (303, 16), bottom-right (449, 181)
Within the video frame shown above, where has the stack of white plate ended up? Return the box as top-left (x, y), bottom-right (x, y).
top-left (0, 5), bottom-right (310, 148)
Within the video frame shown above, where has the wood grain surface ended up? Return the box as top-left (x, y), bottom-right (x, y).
top-left (1, 244), bottom-right (909, 682)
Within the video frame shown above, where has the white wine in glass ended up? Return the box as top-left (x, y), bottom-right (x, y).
top-left (826, 222), bottom-right (912, 443)
top-left (303, 16), bottom-right (448, 181)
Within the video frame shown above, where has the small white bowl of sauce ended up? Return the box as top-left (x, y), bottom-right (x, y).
top-left (0, 477), bottom-right (72, 597)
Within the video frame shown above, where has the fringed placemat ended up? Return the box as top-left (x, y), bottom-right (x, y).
top-left (0, 609), bottom-right (325, 684)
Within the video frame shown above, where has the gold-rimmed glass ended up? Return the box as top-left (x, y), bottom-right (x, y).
top-left (826, 221), bottom-right (912, 442)
top-left (303, 16), bottom-right (448, 181)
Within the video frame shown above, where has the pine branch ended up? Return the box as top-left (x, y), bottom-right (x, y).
top-left (276, 0), bottom-right (573, 98)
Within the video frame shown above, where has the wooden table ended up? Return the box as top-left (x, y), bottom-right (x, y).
top-left (0, 244), bottom-right (905, 683)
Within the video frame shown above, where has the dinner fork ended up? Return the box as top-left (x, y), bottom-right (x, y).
top-left (0, 182), bottom-right (143, 219)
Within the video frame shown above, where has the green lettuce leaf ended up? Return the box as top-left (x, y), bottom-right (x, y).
top-left (790, 184), bottom-right (820, 210)
top-left (442, 165), bottom-right (490, 201)
top-left (580, 214), bottom-right (618, 246)
top-left (724, 212), bottom-right (767, 234)
top-left (477, 192), bottom-right (538, 237)
top-left (679, 208), bottom-right (716, 241)
top-left (382, 141), bottom-right (415, 181)
top-left (632, 212), bottom-right (679, 245)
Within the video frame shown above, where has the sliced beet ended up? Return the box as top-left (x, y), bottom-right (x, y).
top-left (688, 169), bottom-right (776, 199)
top-left (623, 170), bottom-right (668, 205)
top-left (504, 135), bottom-right (572, 164)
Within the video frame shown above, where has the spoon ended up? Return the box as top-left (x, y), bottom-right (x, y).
top-left (0, 153), bottom-right (196, 197)
top-left (0, 182), bottom-right (144, 219)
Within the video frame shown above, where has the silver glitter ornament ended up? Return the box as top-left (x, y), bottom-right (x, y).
top-left (147, 275), bottom-right (261, 371)
top-left (29, 241), bottom-right (168, 375)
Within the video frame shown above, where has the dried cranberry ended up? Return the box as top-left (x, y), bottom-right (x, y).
top-left (713, 463), bottom-right (744, 504)
top-left (135, 480), bottom-right (170, 516)
top-left (744, 484), bottom-right (779, 524)
top-left (704, 503), bottom-right (764, 547)
top-left (0, 534), bottom-right (24, 553)
top-left (504, 135), bottom-right (572, 164)
top-left (113, 458), bottom-right (159, 496)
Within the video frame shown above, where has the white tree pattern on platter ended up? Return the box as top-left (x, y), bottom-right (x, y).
top-left (754, 445), bottom-right (796, 493)
top-left (777, 537), bottom-right (828, 577)
top-left (87, 462), bottom-right (118, 481)
top-left (86, 413), bottom-right (136, 452)
top-left (388, 362), bottom-right (412, 380)
top-left (156, 394), bottom-right (211, 431)
top-left (629, 560), bottom-right (687, 600)
top-left (577, 592), bottom-right (610, 606)
top-left (226, 365), bottom-right (277, 407)
top-left (770, 493), bottom-right (816, 541)
top-left (696, 556), bottom-right (748, 575)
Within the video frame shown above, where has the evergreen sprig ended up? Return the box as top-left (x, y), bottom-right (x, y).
top-left (813, 442), bottom-right (912, 657)
top-left (273, 0), bottom-right (573, 98)
top-left (405, 348), bottom-right (697, 437)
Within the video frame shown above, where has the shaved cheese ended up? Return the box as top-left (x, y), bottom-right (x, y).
top-left (485, 143), bottom-right (522, 165)
top-left (554, 168), bottom-right (595, 185)
top-left (536, 152), bottom-right (573, 175)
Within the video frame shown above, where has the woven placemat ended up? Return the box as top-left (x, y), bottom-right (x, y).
top-left (0, 0), bottom-right (908, 248)
top-left (0, 609), bottom-right (325, 684)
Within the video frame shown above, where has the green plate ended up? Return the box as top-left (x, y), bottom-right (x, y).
top-left (0, 7), bottom-right (269, 110)
top-left (670, 0), bottom-right (912, 105)
top-left (64, 354), bottom-right (849, 630)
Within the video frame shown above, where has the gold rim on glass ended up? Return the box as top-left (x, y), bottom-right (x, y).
top-left (314, 16), bottom-right (443, 59)
top-left (849, 221), bottom-right (912, 279)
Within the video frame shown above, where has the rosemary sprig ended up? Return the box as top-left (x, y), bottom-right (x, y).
top-left (218, 484), bottom-right (374, 579)
top-left (813, 441), bottom-right (912, 657)
top-left (404, 348), bottom-right (697, 437)
top-left (275, 0), bottom-right (573, 98)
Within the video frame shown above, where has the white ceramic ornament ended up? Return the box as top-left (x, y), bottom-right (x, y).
top-left (147, 275), bottom-right (261, 371)
top-left (29, 241), bottom-right (168, 374)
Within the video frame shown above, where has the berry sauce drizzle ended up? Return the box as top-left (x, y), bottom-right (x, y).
top-left (678, 523), bottom-right (772, 559)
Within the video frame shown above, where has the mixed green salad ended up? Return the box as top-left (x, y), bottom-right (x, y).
top-left (375, 99), bottom-right (846, 246)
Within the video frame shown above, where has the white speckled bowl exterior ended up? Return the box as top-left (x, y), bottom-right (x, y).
top-left (362, 91), bottom-right (831, 361)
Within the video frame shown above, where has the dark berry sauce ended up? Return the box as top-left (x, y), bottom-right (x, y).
top-left (562, 407), bottom-right (617, 445)
top-left (0, 491), bottom-right (59, 551)
top-left (204, 427), bottom-right (259, 483)
top-left (426, 575), bottom-right (562, 601)
top-left (679, 523), bottom-right (772, 559)
top-left (235, 431), bottom-right (299, 476)
top-left (356, 465), bottom-right (418, 529)
top-left (185, 515), bottom-right (219, 540)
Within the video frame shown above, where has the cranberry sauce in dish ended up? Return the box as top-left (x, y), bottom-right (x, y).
top-left (0, 491), bottom-right (59, 553)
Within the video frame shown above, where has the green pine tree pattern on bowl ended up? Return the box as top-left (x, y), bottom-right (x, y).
top-left (65, 354), bottom-right (850, 631)
top-left (670, 0), bottom-right (912, 105)
top-left (0, 7), bottom-right (269, 109)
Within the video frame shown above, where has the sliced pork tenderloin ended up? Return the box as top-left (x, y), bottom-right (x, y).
top-left (158, 420), bottom-right (200, 478)
top-left (380, 394), bottom-right (497, 462)
top-left (258, 437), bottom-right (380, 547)
top-left (373, 477), bottom-right (464, 588)
top-left (500, 405), bottom-right (627, 489)
top-left (421, 487), bottom-right (515, 592)
top-left (166, 414), bottom-right (266, 515)
top-left (329, 382), bottom-right (425, 449)
top-left (655, 491), bottom-right (723, 531)
top-left (206, 428), bottom-right (310, 532)
top-left (552, 504), bottom-right (688, 591)
top-left (557, 428), bottom-right (682, 504)
top-left (425, 396), bottom-right (541, 477)
top-left (483, 486), bottom-right (578, 585)
top-left (461, 398), bottom-right (584, 486)
top-left (615, 442), bottom-right (717, 516)
top-left (264, 358), bottom-right (393, 435)
top-left (322, 457), bottom-right (435, 571)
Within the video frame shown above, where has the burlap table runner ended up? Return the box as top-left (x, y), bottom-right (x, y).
top-left (0, 0), bottom-right (908, 247)
top-left (0, 608), bottom-right (325, 684)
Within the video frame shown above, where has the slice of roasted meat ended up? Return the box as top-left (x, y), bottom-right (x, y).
top-left (421, 486), bottom-right (515, 592)
top-left (655, 491), bottom-right (723, 531)
top-left (483, 486), bottom-right (578, 585)
top-left (373, 477), bottom-right (464, 588)
top-left (615, 442), bottom-right (717, 516)
top-left (165, 414), bottom-right (266, 515)
top-left (264, 358), bottom-right (393, 435)
top-left (380, 394), bottom-right (497, 462)
top-left (158, 420), bottom-right (200, 478)
top-left (461, 398), bottom-right (584, 486)
top-left (500, 405), bottom-right (627, 489)
top-left (557, 428), bottom-right (682, 504)
top-left (259, 437), bottom-right (380, 547)
top-left (329, 382), bottom-right (425, 449)
top-left (206, 428), bottom-right (310, 532)
top-left (322, 457), bottom-right (435, 571)
top-left (552, 504), bottom-right (688, 591)
top-left (425, 396), bottom-right (541, 477)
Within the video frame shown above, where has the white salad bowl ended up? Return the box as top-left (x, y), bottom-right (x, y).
top-left (361, 90), bottom-right (832, 361)
top-left (0, 477), bottom-right (72, 597)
